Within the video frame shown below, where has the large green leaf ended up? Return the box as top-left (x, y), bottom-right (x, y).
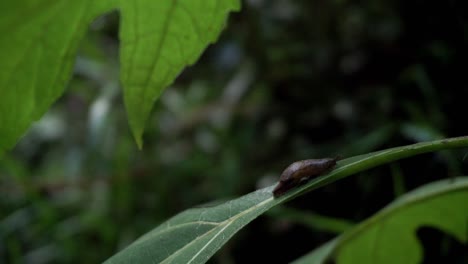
top-left (120, 0), bottom-right (239, 148)
top-left (293, 177), bottom-right (468, 264)
top-left (105, 136), bottom-right (468, 263)
top-left (0, 0), bottom-right (240, 154)
top-left (0, 0), bottom-right (113, 154)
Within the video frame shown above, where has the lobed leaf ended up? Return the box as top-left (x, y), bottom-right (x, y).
top-left (0, 0), bottom-right (240, 154)
top-left (293, 177), bottom-right (468, 264)
top-left (0, 0), bottom-right (114, 154)
top-left (119, 0), bottom-right (240, 147)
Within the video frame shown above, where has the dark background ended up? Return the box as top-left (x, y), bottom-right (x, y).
top-left (1, 0), bottom-right (468, 263)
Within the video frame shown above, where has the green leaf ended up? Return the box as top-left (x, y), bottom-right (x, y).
top-left (0, 0), bottom-right (113, 154)
top-left (120, 0), bottom-right (240, 148)
top-left (105, 136), bottom-right (468, 263)
top-left (293, 178), bottom-right (468, 264)
top-left (0, 0), bottom-right (240, 154)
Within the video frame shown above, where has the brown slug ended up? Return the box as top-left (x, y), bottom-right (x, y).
top-left (273, 158), bottom-right (338, 197)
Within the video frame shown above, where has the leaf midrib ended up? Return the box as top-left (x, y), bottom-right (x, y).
top-left (161, 196), bottom-right (274, 263)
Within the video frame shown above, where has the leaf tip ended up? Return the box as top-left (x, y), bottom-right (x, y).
top-left (136, 137), bottom-right (143, 150)
top-left (129, 123), bottom-right (144, 150)
top-left (133, 129), bottom-right (144, 150)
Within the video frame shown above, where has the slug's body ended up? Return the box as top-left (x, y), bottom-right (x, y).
top-left (273, 158), bottom-right (338, 197)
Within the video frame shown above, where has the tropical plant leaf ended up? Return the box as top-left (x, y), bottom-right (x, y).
top-left (104, 136), bottom-right (468, 263)
top-left (0, 0), bottom-right (113, 154)
top-left (0, 0), bottom-right (240, 155)
top-left (119, 0), bottom-right (240, 148)
top-left (293, 177), bottom-right (468, 264)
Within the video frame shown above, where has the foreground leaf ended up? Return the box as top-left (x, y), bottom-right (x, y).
top-left (0, 0), bottom-right (240, 154)
top-left (120, 0), bottom-right (240, 148)
top-left (293, 177), bottom-right (468, 264)
top-left (105, 136), bottom-right (468, 263)
top-left (0, 0), bottom-right (114, 154)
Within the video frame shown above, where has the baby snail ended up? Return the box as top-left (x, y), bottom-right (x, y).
top-left (273, 157), bottom-right (338, 197)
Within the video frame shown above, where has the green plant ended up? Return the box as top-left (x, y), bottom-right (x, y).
top-left (105, 137), bottom-right (468, 263)
top-left (0, 0), bottom-right (240, 154)
top-left (1, 1), bottom-right (467, 263)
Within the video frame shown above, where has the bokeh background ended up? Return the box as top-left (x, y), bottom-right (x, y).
top-left (1, 0), bottom-right (468, 263)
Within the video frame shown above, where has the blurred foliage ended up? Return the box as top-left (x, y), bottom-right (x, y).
top-left (1, 0), bottom-right (468, 263)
